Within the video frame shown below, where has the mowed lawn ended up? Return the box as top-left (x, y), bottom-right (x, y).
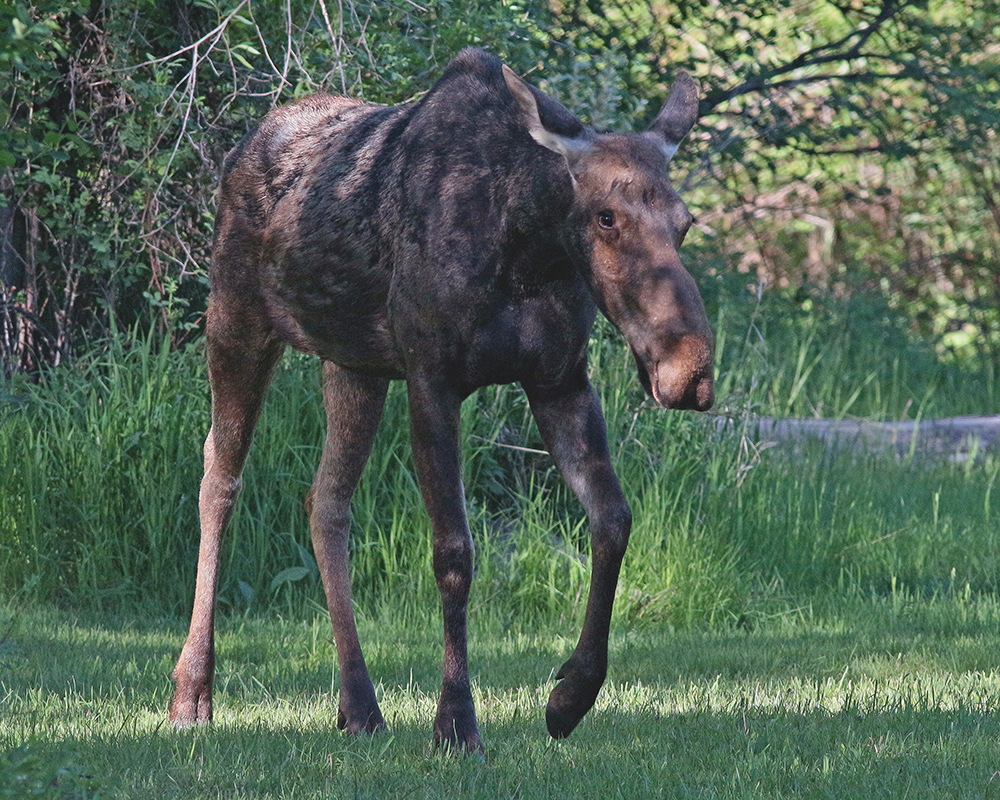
top-left (3, 593), bottom-right (1000, 799)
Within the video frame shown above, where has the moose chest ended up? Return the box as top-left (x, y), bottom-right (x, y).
top-left (387, 263), bottom-right (596, 393)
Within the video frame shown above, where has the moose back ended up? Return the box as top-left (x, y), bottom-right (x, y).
top-left (169, 48), bottom-right (714, 753)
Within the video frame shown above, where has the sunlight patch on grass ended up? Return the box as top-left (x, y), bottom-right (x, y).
top-left (4, 600), bottom-right (1000, 798)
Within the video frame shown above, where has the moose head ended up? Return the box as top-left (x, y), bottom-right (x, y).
top-left (503, 65), bottom-right (714, 411)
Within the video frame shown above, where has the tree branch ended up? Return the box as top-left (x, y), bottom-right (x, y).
top-left (700, 0), bottom-right (916, 113)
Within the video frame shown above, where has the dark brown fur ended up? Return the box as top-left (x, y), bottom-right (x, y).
top-left (169, 48), bottom-right (714, 752)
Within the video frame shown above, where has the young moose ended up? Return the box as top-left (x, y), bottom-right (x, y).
top-left (169, 48), bottom-right (714, 753)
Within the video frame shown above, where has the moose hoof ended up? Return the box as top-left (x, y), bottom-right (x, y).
top-left (336, 703), bottom-right (387, 736)
top-left (545, 658), bottom-right (605, 739)
top-left (432, 718), bottom-right (484, 757)
top-left (168, 688), bottom-right (213, 728)
top-left (337, 675), bottom-right (387, 735)
top-left (432, 688), bottom-right (483, 755)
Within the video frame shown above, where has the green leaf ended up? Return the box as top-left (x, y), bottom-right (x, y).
top-left (270, 566), bottom-right (310, 592)
top-left (238, 580), bottom-right (255, 606)
top-left (295, 541), bottom-right (317, 574)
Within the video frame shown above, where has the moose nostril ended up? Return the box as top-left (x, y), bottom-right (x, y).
top-left (673, 375), bottom-right (713, 411)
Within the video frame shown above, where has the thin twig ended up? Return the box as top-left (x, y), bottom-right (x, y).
top-left (112, 0), bottom-right (251, 72)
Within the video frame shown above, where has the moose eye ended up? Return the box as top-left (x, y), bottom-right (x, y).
top-left (597, 210), bottom-right (616, 229)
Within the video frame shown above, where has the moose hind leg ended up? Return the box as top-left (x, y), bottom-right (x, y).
top-left (310, 362), bottom-right (388, 735)
top-left (170, 312), bottom-right (283, 727)
top-left (526, 380), bottom-right (632, 739)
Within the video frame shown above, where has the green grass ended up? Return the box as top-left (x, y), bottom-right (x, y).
top-left (3, 595), bottom-right (1000, 798)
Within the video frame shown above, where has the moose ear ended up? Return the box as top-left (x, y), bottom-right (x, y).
top-left (502, 64), bottom-right (592, 162)
top-left (645, 71), bottom-right (700, 163)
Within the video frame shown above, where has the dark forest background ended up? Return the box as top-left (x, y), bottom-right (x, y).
top-left (2, 0), bottom-right (998, 376)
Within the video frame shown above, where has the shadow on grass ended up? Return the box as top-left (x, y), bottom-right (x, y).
top-left (4, 595), bottom-right (1000, 709)
top-left (5, 599), bottom-right (1000, 797)
top-left (6, 699), bottom-right (1000, 799)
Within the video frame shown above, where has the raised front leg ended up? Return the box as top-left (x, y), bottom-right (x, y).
top-left (525, 377), bottom-right (632, 739)
top-left (309, 362), bottom-right (388, 735)
top-left (170, 313), bottom-right (283, 726)
top-left (407, 376), bottom-right (482, 753)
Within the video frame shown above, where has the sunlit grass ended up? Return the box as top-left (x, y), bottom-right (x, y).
top-left (3, 595), bottom-right (1000, 798)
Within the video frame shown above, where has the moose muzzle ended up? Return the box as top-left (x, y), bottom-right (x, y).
top-left (639, 331), bottom-right (715, 411)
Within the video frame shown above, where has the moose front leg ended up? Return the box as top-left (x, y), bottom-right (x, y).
top-left (526, 378), bottom-right (632, 739)
top-left (407, 376), bottom-right (483, 754)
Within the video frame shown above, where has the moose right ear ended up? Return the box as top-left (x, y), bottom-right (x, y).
top-left (502, 65), bottom-right (593, 162)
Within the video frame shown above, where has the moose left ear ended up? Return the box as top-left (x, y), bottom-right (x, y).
top-left (502, 64), bottom-right (593, 163)
top-left (645, 71), bottom-right (700, 163)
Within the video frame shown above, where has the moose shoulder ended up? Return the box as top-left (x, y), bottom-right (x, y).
top-left (169, 47), bottom-right (714, 753)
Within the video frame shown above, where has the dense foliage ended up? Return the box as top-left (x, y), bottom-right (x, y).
top-left (2, 0), bottom-right (998, 372)
top-left (548, 0), bottom-right (1000, 364)
top-left (0, 0), bottom-right (551, 371)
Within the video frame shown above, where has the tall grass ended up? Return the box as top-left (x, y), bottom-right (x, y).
top-left (2, 284), bottom-right (999, 627)
top-left (1, 328), bottom-right (208, 610)
top-left (704, 267), bottom-right (998, 420)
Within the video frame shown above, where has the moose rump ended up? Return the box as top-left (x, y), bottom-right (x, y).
top-left (169, 48), bottom-right (713, 753)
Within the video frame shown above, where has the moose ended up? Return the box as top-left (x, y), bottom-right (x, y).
top-left (169, 48), bottom-right (714, 753)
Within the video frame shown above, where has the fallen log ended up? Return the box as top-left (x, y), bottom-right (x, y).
top-left (718, 415), bottom-right (1000, 463)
